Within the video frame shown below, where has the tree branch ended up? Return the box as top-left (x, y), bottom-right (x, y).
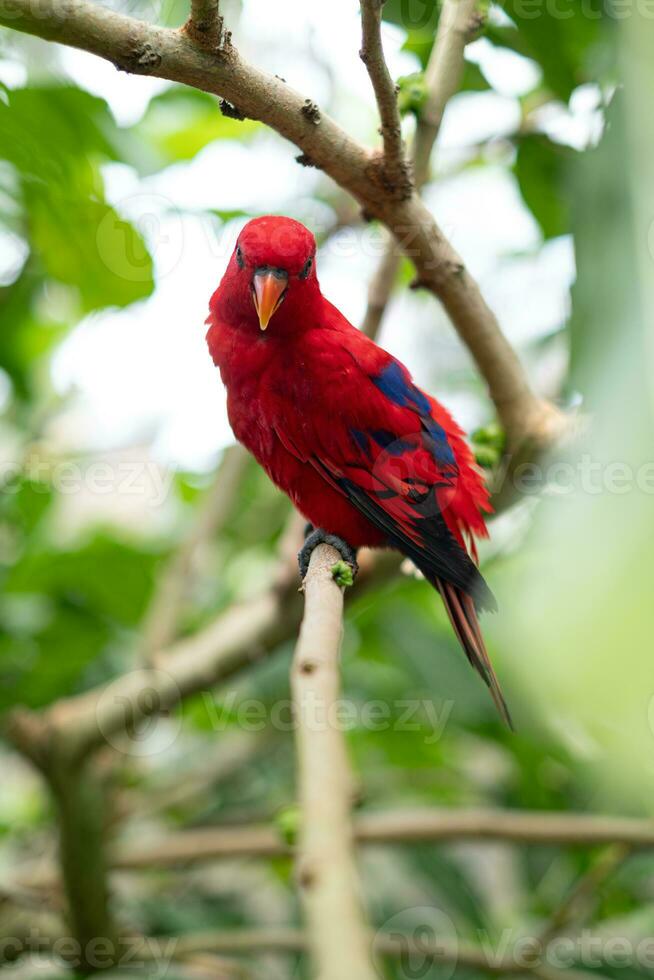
top-left (4, 545), bottom-right (397, 766)
top-left (132, 927), bottom-right (607, 979)
top-left (361, 0), bottom-right (483, 339)
top-left (413, 0), bottom-right (483, 185)
top-left (139, 445), bottom-right (249, 662)
top-left (361, 238), bottom-right (402, 338)
top-left (537, 843), bottom-right (631, 946)
top-left (0, 0), bottom-right (562, 449)
top-left (358, 0), bottom-right (411, 197)
top-left (291, 543), bottom-right (376, 980)
top-left (101, 808), bottom-right (654, 871)
top-left (186, 0), bottom-right (225, 50)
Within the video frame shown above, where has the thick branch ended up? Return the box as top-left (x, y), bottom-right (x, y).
top-left (291, 543), bottom-right (376, 980)
top-left (0, 0), bottom-right (559, 449)
top-left (359, 0), bottom-right (410, 197)
top-left (4, 545), bottom-right (397, 767)
top-left (46, 762), bottom-right (119, 968)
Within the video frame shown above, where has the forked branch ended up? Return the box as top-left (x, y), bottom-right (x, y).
top-left (359, 0), bottom-right (411, 197)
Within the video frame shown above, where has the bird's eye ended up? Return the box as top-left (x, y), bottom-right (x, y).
top-left (299, 255), bottom-right (313, 280)
top-left (235, 245), bottom-right (245, 269)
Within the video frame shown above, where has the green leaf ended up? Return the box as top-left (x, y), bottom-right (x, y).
top-left (0, 84), bottom-right (154, 316)
top-left (0, 85), bottom-right (121, 189)
top-left (514, 134), bottom-right (575, 239)
top-left (5, 533), bottom-right (160, 627)
top-left (0, 253), bottom-right (76, 399)
top-left (382, 0), bottom-right (441, 34)
top-left (402, 31), bottom-right (490, 91)
top-left (389, 0), bottom-right (605, 101)
top-left (29, 194), bottom-right (154, 311)
top-left (397, 72), bottom-right (429, 117)
top-left (136, 87), bottom-right (261, 166)
top-left (275, 805), bottom-right (302, 845)
top-left (488, 0), bottom-right (604, 102)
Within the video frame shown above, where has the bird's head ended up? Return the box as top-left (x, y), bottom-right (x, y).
top-left (222, 216), bottom-right (319, 332)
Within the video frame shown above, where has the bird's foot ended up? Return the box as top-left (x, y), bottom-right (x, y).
top-left (298, 526), bottom-right (359, 581)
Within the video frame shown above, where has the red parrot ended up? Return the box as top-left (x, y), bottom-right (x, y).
top-left (206, 216), bottom-right (511, 725)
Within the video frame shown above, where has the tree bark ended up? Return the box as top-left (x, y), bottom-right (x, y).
top-left (291, 543), bottom-right (376, 980)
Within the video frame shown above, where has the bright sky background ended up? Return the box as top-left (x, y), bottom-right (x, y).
top-left (1, 0), bottom-right (602, 472)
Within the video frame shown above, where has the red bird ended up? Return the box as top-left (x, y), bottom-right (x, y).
top-left (206, 216), bottom-right (510, 725)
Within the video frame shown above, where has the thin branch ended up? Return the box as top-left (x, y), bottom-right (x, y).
top-left (0, 0), bottom-right (562, 449)
top-left (114, 730), bottom-right (265, 824)
top-left (361, 238), bottom-right (402, 338)
top-left (291, 543), bottom-right (376, 980)
top-left (537, 843), bottom-right (631, 946)
top-left (186, 0), bottom-right (225, 50)
top-left (140, 445), bottom-right (249, 662)
top-left (361, 0), bottom-right (482, 340)
top-left (132, 927), bottom-right (607, 979)
top-left (101, 809), bottom-right (654, 871)
top-left (359, 0), bottom-right (410, 196)
top-left (413, 0), bottom-right (483, 185)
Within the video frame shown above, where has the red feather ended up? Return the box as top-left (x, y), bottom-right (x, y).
top-left (206, 216), bottom-right (511, 726)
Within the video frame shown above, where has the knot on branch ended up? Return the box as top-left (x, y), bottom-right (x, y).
top-left (296, 153), bottom-right (318, 168)
top-left (421, 258), bottom-right (466, 290)
top-left (219, 98), bottom-right (247, 120)
top-left (115, 40), bottom-right (162, 75)
top-left (4, 707), bottom-right (54, 773)
top-left (298, 863), bottom-right (317, 890)
top-left (183, 0), bottom-right (232, 54)
top-left (465, 11), bottom-right (487, 42)
top-left (301, 99), bottom-right (321, 125)
top-left (184, 15), bottom-right (231, 54)
top-left (364, 150), bottom-right (414, 202)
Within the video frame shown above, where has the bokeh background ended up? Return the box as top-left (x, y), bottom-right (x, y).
top-left (1, 0), bottom-right (654, 977)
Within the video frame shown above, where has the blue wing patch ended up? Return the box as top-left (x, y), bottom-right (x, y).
top-left (372, 361), bottom-right (456, 469)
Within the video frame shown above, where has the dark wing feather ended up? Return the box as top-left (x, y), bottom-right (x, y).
top-left (311, 455), bottom-right (495, 611)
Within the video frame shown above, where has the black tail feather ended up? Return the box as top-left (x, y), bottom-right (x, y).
top-left (436, 578), bottom-right (513, 729)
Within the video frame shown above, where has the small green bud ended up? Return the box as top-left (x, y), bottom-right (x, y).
top-left (471, 422), bottom-right (506, 469)
top-left (276, 805), bottom-right (302, 846)
top-left (331, 560), bottom-right (354, 588)
top-left (473, 443), bottom-right (501, 469)
top-left (396, 72), bottom-right (429, 117)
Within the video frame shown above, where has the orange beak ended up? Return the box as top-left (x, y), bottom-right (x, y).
top-left (252, 269), bottom-right (288, 330)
